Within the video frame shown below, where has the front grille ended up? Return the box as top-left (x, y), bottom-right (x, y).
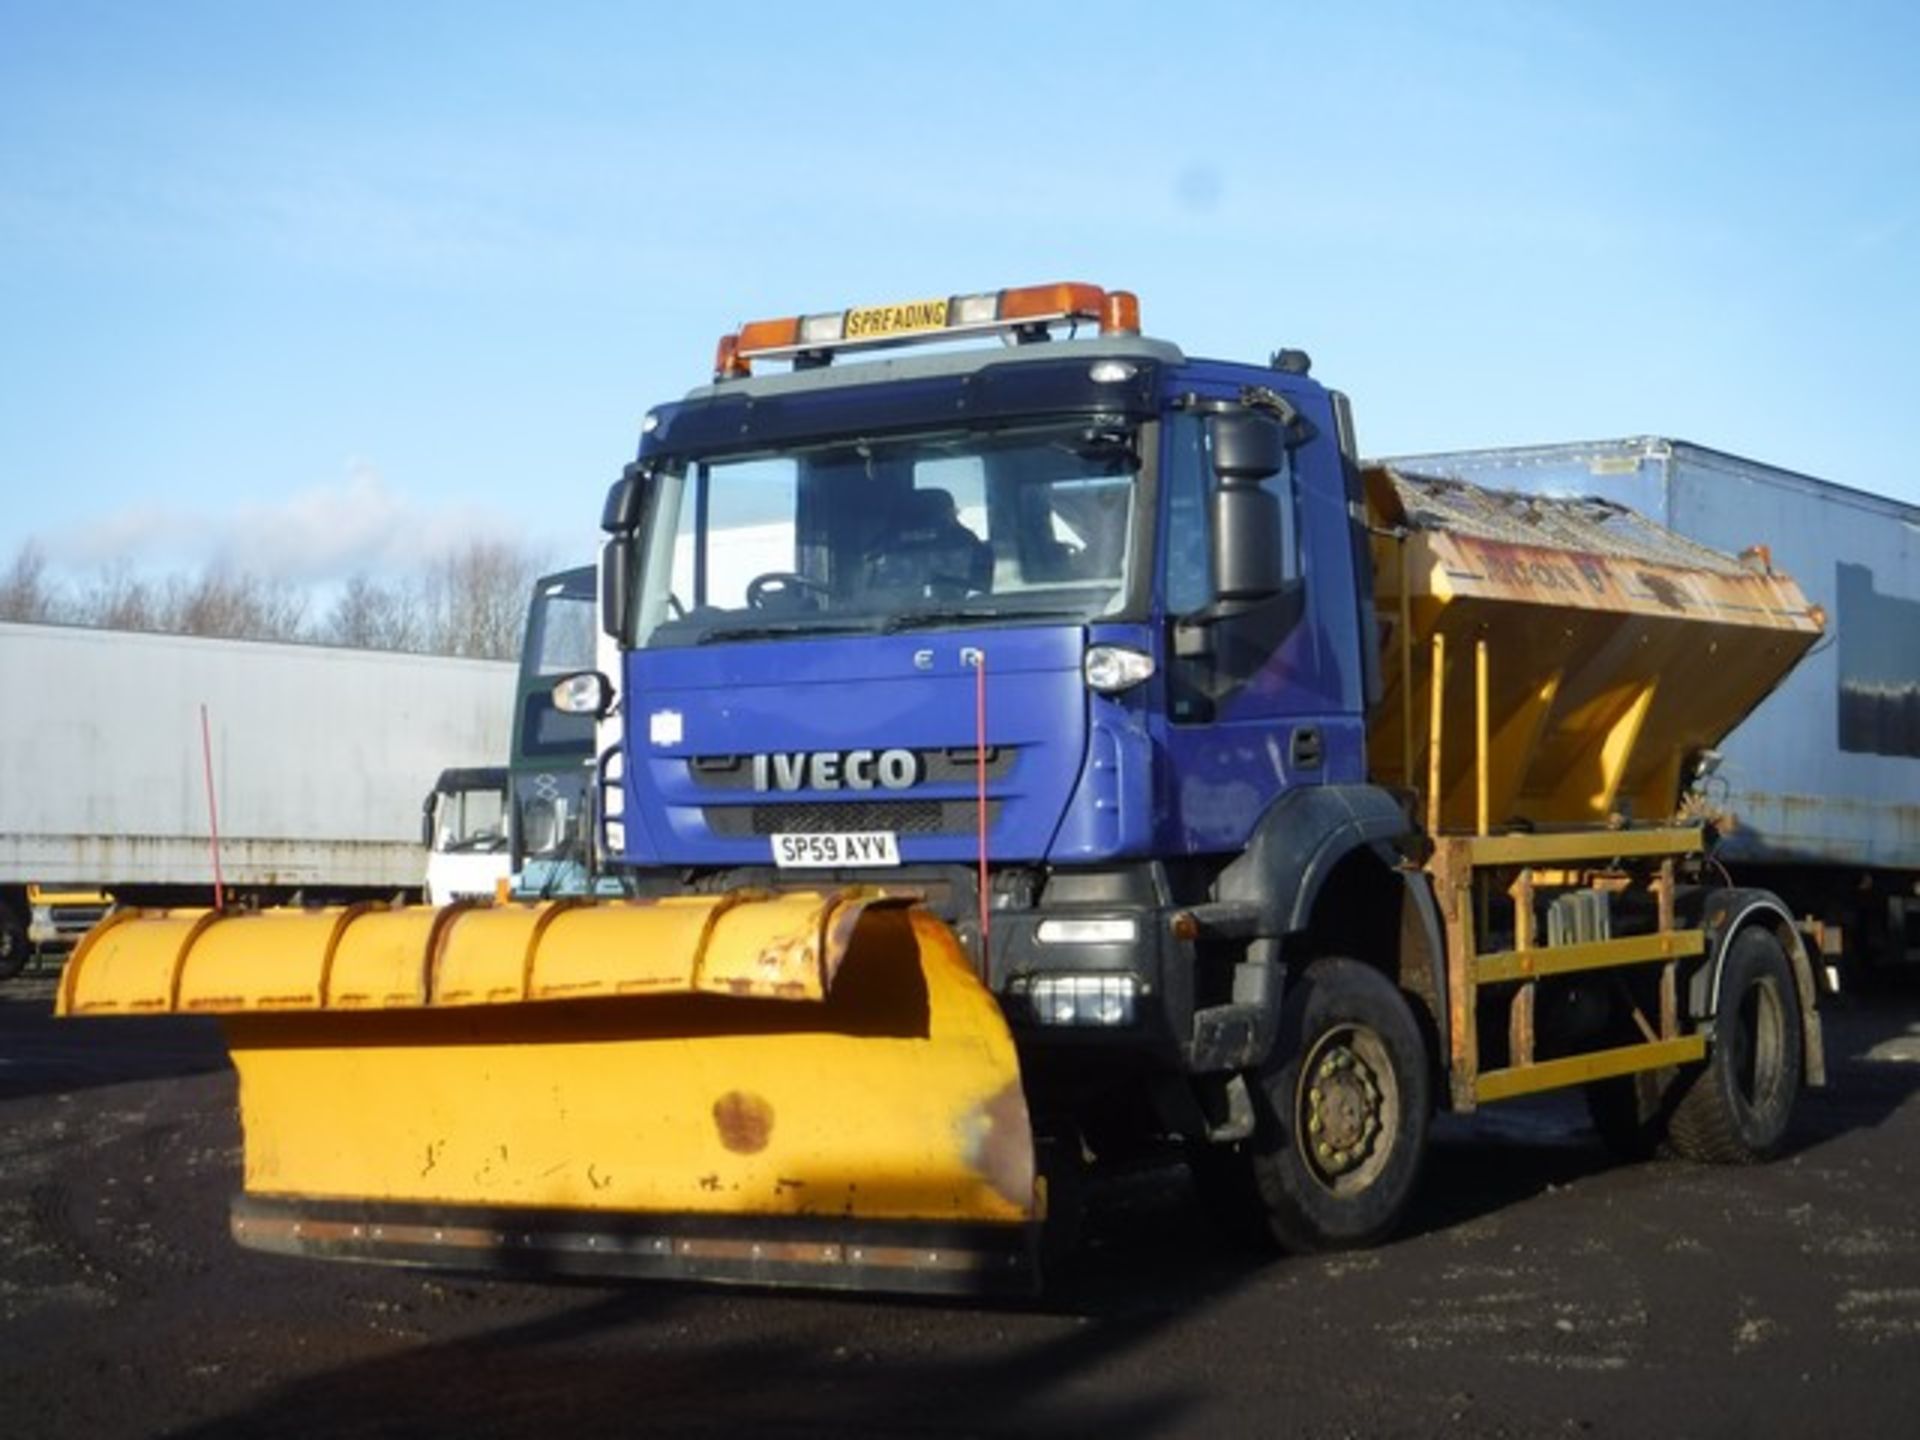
top-left (49, 906), bottom-right (110, 935)
top-left (703, 800), bottom-right (1002, 837)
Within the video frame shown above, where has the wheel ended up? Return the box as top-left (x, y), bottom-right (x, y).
top-left (743, 571), bottom-right (826, 611)
top-left (1666, 927), bottom-right (1803, 1164)
top-left (0, 907), bottom-right (30, 981)
top-left (1248, 958), bottom-right (1431, 1252)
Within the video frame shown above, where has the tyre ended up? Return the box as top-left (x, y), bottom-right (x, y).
top-left (0, 905), bottom-right (30, 981)
top-left (1248, 958), bottom-right (1431, 1252)
top-left (1666, 927), bottom-right (1802, 1164)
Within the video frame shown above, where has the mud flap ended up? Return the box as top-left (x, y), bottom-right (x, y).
top-left (60, 892), bottom-right (1040, 1295)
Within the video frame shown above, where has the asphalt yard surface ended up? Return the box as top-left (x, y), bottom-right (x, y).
top-left (5, 964), bottom-right (1920, 1439)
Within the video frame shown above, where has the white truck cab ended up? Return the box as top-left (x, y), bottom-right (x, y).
top-left (422, 766), bottom-right (511, 905)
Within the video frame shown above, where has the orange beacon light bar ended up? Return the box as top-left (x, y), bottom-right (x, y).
top-left (713, 283), bottom-right (1142, 379)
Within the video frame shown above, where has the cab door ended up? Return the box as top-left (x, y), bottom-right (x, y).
top-left (1151, 393), bottom-right (1369, 855)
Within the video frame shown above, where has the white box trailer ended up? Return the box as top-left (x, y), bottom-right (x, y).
top-left (0, 621), bottom-right (514, 969)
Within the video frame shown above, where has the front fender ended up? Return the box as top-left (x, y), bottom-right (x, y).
top-left (1214, 784), bottom-right (1417, 935)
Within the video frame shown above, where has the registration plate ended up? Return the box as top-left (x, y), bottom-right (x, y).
top-left (770, 831), bottom-right (902, 869)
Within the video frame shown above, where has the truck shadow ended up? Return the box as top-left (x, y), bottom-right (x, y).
top-left (164, 1278), bottom-right (1213, 1439)
top-left (0, 983), bottom-right (228, 1102)
top-left (158, 994), bottom-right (1920, 1440)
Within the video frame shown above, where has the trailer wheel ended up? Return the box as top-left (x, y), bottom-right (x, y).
top-left (1249, 958), bottom-right (1430, 1252)
top-left (1667, 927), bottom-right (1803, 1164)
top-left (0, 908), bottom-right (29, 981)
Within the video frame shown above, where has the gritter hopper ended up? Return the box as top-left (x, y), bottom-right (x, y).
top-left (1365, 465), bottom-right (1824, 835)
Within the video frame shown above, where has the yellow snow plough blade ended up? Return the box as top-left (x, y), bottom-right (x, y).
top-left (59, 891), bottom-right (1040, 1295)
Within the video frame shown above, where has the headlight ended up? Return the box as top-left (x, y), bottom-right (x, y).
top-left (1082, 645), bottom-right (1154, 694)
top-left (1035, 917), bottom-right (1139, 945)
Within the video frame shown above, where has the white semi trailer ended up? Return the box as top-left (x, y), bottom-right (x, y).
top-left (0, 621), bottom-right (514, 975)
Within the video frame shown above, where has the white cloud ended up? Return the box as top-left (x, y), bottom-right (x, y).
top-left (42, 462), bottom-right (532, 584)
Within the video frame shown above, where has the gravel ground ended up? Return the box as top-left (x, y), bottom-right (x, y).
top-left (4, 968), bottom-right (1920, 1439)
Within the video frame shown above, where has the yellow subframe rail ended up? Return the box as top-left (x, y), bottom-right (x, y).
top-left (1427, 827), bottom-right (1707, 1110)
top-left (1403, 607), bottom-right (1736, 1110)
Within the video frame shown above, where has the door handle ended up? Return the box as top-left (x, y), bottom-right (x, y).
top-left (1289, 726), bottom-right (1323, 771)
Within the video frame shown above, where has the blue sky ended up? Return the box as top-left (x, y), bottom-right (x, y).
top-left (2, 0), bottom-right (1916, 585)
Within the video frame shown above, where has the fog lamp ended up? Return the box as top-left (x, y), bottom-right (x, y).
top-left (1023, 974), bottom-right (1137, 1027)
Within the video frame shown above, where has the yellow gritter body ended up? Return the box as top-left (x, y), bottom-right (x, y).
top-left (1365, 465), bottom-right (1823, 832)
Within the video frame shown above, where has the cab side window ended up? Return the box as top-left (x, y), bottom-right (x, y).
top-left (1162, 411), bottom-right (1302, 613)
top-left (1161, 410), bottom-right (1305, 723)
top-left (1163, 416), bottom-right (1213, 614)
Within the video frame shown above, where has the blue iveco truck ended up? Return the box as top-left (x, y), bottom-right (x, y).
top-left (545, 280), bottom-right (1826, 1273)
top-left (63, 282), bottom-right (1834, 1296)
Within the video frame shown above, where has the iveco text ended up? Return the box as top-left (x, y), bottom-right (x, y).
top-left (750, 748), bottom-right (922, 792)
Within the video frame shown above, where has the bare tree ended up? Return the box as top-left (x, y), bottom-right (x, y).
top-left (8, 536), bottom-right (542, 658)
top-left (156, 565), bottom-right (307, 641)
top-left (79, 559), bottom-right (157, 631)
top-left (0, 541), bottom-right (61, 622)
top-left (323, 573), bottom-right (425, 651)
top-left (417, 540), bottom-right (542, 659)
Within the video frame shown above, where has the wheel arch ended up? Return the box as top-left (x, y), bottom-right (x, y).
top-left (1214, 784), bottom-right (1416, 936)
top-left (1214, 785), bottom-right (1445, 1092)
top-left (1691, 889), bottom-right (1825, 1089)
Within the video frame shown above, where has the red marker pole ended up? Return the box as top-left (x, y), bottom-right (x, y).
top-left (200, 703), bottom-right (226, 910)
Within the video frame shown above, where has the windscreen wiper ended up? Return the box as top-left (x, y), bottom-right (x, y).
top-left (881, 606), bottom-right (1084, 634)
top-left (695, 619), bottom-right (875, 644)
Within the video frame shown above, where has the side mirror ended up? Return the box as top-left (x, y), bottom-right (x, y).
top-left (600, 536), bottom-right (631, 641)
top-left (1208, 411), bottom-right (1286, 484)
top-left (601, 461), bottom-right (654, 533)
top-left (1207, 413), bottom-right (1288, 601)
top-left (553, 669), bottom-right (614, 720)
top-left (420, 797), bottom-right (436, 849)
top-left (600, 462), bottom-right (654, 641)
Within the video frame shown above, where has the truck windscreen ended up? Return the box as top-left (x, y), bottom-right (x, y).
top-left (633, 422), bottom-right (1142, 647)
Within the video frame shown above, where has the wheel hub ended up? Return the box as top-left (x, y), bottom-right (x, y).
top-left (1306, 1042), bottom-right (1383, 1178)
